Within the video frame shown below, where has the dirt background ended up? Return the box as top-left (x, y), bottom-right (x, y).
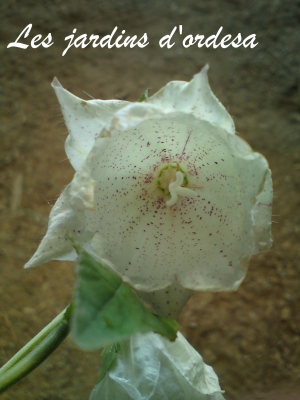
top-left (1, 1), bottom-right (300, 399)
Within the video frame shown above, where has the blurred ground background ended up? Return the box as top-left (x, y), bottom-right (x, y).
top-left (0, 0), bottom-right (300, 399)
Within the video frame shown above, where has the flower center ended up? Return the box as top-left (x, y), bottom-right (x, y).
top-left (156, 163), bottom-right (197, 206)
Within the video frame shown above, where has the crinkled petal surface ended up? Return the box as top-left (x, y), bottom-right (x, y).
top-left (89, 331), bottom-right (225, 400)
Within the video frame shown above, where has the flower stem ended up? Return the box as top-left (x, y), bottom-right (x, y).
top-left (0, 304), bottom-right (72, 394)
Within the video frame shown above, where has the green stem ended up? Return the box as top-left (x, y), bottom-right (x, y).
top-left (0, 304), bottom-right (72, 394)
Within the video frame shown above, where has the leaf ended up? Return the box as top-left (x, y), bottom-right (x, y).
top-left (71, 246), bottom-right (179, 350)
top-left (97, 343), bottom-right (121, 383)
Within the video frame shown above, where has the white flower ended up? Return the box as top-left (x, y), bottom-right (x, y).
top-left (25, 66), bottom-right (272, 318)
top-left (89, 331), bottom-right (225, 400)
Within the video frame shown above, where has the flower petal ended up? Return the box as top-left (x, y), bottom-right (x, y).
top-left (24, 185), bottom-right (92, 268)
top-left (147, 65), bottom-right (235, 135)
top-left (90, 331), bottom-right (225, 400)
top-left (52, 78), bottom-right (129, 170)
top-left (225, 134), bottom-right (273, 252)
top-left (137, 280), bottom-right (195, 319)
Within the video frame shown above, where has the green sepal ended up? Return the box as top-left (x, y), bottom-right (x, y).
top-left (137, 88), bottom-right (150, 102)
top-left (97, 343), bottom-right (121, 383)
top-left (71, 245), bottom-right (179, 351)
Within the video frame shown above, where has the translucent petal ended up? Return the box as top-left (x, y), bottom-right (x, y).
top-left (52, 78), bottom-right (129, 170)
top-left (137, 281), bottom-right (195, 319)
top-left (90, 331), bottom-right (225, 400)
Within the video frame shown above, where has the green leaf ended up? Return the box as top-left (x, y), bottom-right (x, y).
top-left (137, 88), bottom-right (150, 102)
top-left (71, 247), bottom-right (179, 351)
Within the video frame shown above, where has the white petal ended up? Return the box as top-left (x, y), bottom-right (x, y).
top-left (147, 65), bottom-right (235, 135)
top-left (85, 114), bottom-right (271, 293)
top-left (225, 134), bottom-right (273, 252)
top-left (90, 331), bottom-right (225, 400)
top-left (137, 281), bottom-right (195, 319)
top-left (52, 78), bottom-right (129, 170)
top-left (25, 185), bottom-right (92, 268)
